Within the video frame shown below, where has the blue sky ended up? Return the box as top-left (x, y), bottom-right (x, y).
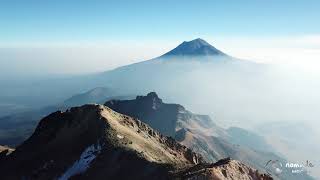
top-left (0, 1), bottom-right (320, 75)
top-left (1, 0), bottom-right (320, 44)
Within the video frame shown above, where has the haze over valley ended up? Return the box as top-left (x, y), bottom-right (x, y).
top-left (0, 1), bottom-right (319, 179)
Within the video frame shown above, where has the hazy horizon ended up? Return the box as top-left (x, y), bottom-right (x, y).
top-left (1, 1), bottom-right (320, 77)
top-left (1, 35), bottom-right (320, 77)
top-left (1, 1), bottom-right (320, 179)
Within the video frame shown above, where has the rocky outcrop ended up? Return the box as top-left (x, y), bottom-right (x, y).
top-left (105, 92), bottom-right (183, 137)
top-left (104, 92), bottom-right (235, 163)
top-left (0, 104), bottom-right (202, 180)
top-left (0, 145), bottom-right (14, 161)
top-left (105, 93), bottom-right (307, 179)
top-left (173, 158), bottom-right (272, 180)
top-left (0, 103), bottom-right (273, 180)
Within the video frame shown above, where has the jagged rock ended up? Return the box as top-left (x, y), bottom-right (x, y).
top-left (172, 158), bottom-right (272, 180)
top-left (0, 145), bottom-right (14, 161)
top-left (0, 104), bottom-right (272, 180)
top-left (0, 104), bottom-right (202, 180)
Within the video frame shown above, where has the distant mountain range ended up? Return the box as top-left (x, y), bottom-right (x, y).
top-left (63, 87), bottom-right (135, 107)
top-left (0, 38), bottom-right (317, 179)
top-left (0, 38), bottom-right (261, 113)
top-left (0, 37), bottom-right (252, 147)
top-left (1, 92), bottom-right (313, 179)
top-left (104, 92), bottom-right (312, 180)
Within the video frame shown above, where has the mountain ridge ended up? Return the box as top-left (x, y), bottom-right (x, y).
top-left (0, 104), bottom-right (203, 179)
top-left (0, 104), bottom-right (272, 180)
top-left (104, 92), bottom-right (313, 180)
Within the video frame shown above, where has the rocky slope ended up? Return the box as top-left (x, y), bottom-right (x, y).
top-left (0, 145), bottom-right (14, 161)
top-left (0, 104), bottom-right (272, 180)
top-left (104, 92), bottom-right (268, 163)
top-left (0, 104), bottom-right (200, 179)
top-left (104, 92), bottom-right (313, 180)
top-left (0, 87), bottom-right (134, 147)
top-left (173, 158), bottom-right (272, 180)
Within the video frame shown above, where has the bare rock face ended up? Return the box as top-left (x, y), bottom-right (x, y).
top-left (104, 93), bottom-right (297, 179)
top-left (0, 145), bottom-right (14, 154)
top-left (172, 158), bottom-right (272, 180)
top-left (0, 145), bottom-right (14, 161)
top-left (0, 104), bottom-right (202, 180)
top-left (0, 104), bottom-right (272, 180)
top-left (105, 92), bottom-right (182, 137)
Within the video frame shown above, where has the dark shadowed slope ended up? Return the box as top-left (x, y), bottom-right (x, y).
top-left (0, 104), bottom-right (272, 180)
top-left (0, 104), bottom-right (202, 180)
top-left (104, 92), bottom-right (314, 180)
top-left (105, 92), bottom-right (185, 137)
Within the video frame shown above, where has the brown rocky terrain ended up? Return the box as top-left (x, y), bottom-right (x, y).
top-left (0, 104), bottom-right (272, 180)
top-left (104, 92), bottom-right (269, 163)
top-left (0, 145), bottom-right (14, 154)
top-left (0, 145), bottom-right (14, 161)
top-left (104, 92), bottom-right (314, 180)
top-left (173, 158), bottom-right (272, 180)
top-left (0, 104), bottom-right (200, 179)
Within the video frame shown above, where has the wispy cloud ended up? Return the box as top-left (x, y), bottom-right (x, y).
top-left (1, 35), bottom-right (319, 76)
top-left (212, 35), bottom-right (320, 72)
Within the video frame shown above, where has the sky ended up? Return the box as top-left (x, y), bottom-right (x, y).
top-left (0, 0), bottom-right (320, 75)
top-left (1, 1), bottom-right (320, 176)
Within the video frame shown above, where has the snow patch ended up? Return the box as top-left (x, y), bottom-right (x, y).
top-left (58, 143), bottom-right (102, 180)
top-left (117, 134), bottom-right (124, 139)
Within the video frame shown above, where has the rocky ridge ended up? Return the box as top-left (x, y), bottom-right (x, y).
top-left (0, 104), bottom-right (272, 180)
top-left (0, 104), bottom-right (201, 179)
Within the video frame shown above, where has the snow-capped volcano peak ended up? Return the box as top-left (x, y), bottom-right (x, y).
top-left (161, 38), bottom-right (227, 57)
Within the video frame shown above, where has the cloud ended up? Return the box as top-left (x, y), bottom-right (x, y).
top-left (1, 35), bottom-right (320, 76)
top-left (211, 35), bottom-right (320, 73)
